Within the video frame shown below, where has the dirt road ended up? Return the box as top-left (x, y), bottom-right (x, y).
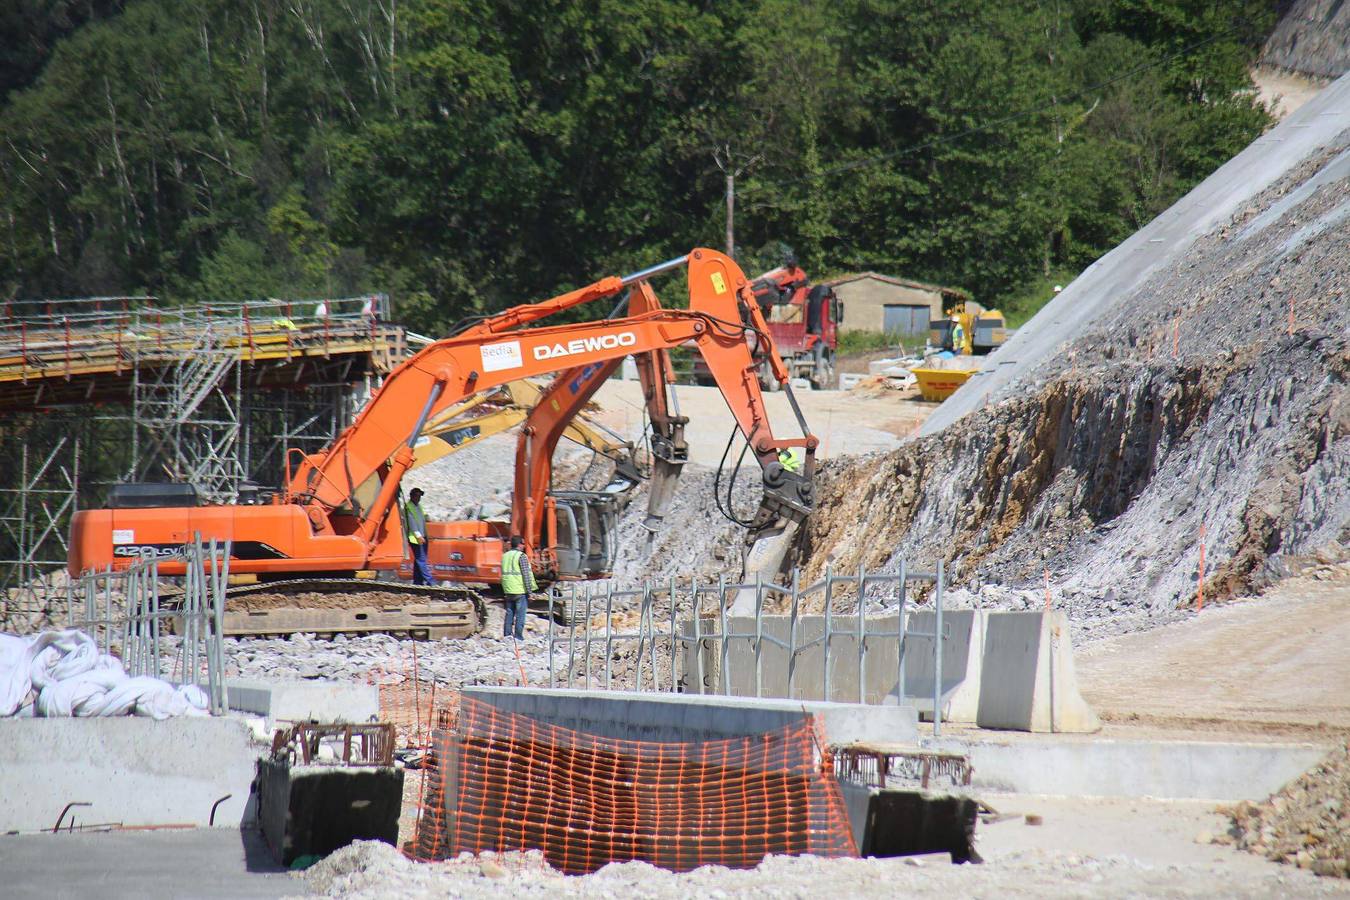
top-left (1077, 571), bottom-right (1350, 736)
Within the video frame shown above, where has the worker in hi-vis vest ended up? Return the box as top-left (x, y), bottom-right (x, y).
top-left (777, 446), bottom-right (804, 473)
top-left (500, 535), bottom-right (538, 640)
top-left (402, 487), bottom-right (433, 586)
top-left (950, 314), bottom-right (966, 354)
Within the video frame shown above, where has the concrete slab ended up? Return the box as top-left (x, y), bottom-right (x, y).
top-left (226, 678), bottom-right (378, 726)
top-left (0, 718), bottom-right (261, 832)
top-left (926, 734), bottom-right (1328, 801)
top-left (463, 686), bottom-right (919, 744)
top-left (0, 828), bottom-right (292, 899)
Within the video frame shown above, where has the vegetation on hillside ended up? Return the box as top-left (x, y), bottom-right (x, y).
top-left (0, 0), bottom-right (1274, 332)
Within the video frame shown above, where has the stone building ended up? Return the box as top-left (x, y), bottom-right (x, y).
top-left (824, 272), bottom-right (969, 337)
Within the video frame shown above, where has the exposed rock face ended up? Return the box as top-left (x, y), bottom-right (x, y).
top-left (1263, 0), bottom-right (1350, 79)
top-left (795, 135), bottom-right (1349, 634)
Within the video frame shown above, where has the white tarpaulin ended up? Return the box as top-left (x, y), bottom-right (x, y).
top-left (0, 629), bottom-right (208, 719)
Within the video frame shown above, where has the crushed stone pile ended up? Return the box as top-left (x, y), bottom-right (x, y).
top-left (1222, 742), bottom-right (1350, 878)
top-left (163, 631), bottom-right (553, 688)
top-left (597, 464), bottom-right (759, 589)
top-left (292, 839), bottom-right (1322, 899)
top-left (792, 133), bottom-right (1349, 638)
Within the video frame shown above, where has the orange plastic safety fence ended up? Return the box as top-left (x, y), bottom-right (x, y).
top-left (412, 696), bottom-right (857, 874)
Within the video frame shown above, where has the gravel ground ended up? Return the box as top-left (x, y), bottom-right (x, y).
top-left (162, 629), bottom-right (555, 689)
top-left (291, 838), bottom-right (1349, 899)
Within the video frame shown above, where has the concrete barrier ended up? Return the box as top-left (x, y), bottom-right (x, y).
top-left (463, 686), bottom-right (919, 744)
top-left (681, 615), bottom-right (902, 704)
top-left (226, 678), bottom-right (378, 726)
top-left (896, 609), bottom-right (985, 723)
top-left (0, 718), bottom-right (261, 831)
top-left (976, 610), bottom-right (1100, 733)
top-left (677, 609), bottom-right (1094, 732)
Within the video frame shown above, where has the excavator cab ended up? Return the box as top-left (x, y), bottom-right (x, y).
top-left (549, 491), bottom-right (620, 579)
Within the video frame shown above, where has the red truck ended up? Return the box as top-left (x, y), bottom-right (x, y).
top-left (695, 260), bottom-right (841, 390)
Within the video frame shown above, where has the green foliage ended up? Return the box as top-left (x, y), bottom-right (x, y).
top-left (837, 329), bottom-right (902, 356)
top-left (0, 0), bottom-right (1274, 333)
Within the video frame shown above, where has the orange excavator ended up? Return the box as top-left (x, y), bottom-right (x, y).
top-left (693, 257), bottom-right (841, 391)
top-left (68, 249), bottom-right (818, 615)
top-left (403, 291), bottom-right (684, 585)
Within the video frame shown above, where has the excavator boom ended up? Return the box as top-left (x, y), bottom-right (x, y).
top-left (68, 250), bottom-right (815, 583)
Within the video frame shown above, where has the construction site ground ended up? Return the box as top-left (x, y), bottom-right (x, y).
top-left (590, 378), bottom-right (934, 465)
top-left (7, 794), bottom-right (1345, 899)
top-left (1076, 570), bottom-right (1350, 740)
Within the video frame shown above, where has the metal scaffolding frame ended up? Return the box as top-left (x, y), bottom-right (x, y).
top-left (0, 293), bottom-right (404, 631)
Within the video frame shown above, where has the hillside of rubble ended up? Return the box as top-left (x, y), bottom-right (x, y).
top-left (789, 131), bottom-right (1347, 638)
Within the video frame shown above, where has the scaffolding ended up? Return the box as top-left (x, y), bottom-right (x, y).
top-left (0, 294), bottom-right (406, 630)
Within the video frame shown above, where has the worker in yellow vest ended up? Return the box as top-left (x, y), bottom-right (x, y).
top-left (950, 314), bottom-right (967, 355)
top-left (402, 488), bottom-right (433, 586)
top-left (777, 446), bottom-right (804, 473)
top-left (500, 535), bottom-right (538, 640)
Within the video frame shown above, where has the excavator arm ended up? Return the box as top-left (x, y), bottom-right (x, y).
top-left (628, 281), bottom-right (689, 532)
top-left (286, 249), bottom-right (814, 561)
top-left (411, 380), bottom-right (637, 475)
top-left (510, 278), bottom-right (688, 550)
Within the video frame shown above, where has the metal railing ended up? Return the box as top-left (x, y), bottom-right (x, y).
top-left (67, 536), bottom-right (232, 715)
top-left (548, 559), bottom-right (953, 735)
top-left (0, 293), bottom-right (392, 386)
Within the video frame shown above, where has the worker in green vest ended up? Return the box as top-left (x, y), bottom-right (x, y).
top-left (950, 314), bottom-right (967, 355)
top-left (777, 446), bottom-right (804, 473)
top-left (402, 488), bottom-right (433, 586)
top-left (500, 535), bottom-right (537, 640)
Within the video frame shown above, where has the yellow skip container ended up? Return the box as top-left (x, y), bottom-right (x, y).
top-left (911, 366), bottom-right (975, 402)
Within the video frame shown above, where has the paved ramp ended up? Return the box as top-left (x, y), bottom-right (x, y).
top-left (922, 72), bottom-right (1350, 436)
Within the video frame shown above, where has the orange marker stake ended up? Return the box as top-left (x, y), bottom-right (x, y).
top-left (1288, 296), bottom-right (1295, 336)
top-left (1197, 524), bottom-right (1206, 611)
top-left (1172, 318), bottom-right (1179, 359)
top-left (412, 642), bottom-right (423, 750)
top-left (1043, 569), bottom-right (1052, 612)
top-left (513, 637), bottom-right (529, 686)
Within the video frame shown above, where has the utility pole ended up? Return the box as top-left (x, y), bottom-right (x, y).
top-left (725, 170), bottom-right (735, 259)
top-left (713, 146), bottom-right (759, 262)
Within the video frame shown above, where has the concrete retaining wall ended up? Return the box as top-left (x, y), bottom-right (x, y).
top-left (0, 718), bottom-right (260, 831)
top-left (930, 736), bottom-right (1329, 801)
top-left (679, 610), bottom-right (1097, 732)
top-left (462, 686), bottom-right (918, 745)
top-left (226, 678), bottom-right (378, 726)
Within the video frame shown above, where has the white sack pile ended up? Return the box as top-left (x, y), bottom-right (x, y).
top-left (0, 629), bottom-right (209, 719)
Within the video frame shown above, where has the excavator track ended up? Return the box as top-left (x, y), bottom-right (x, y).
top-left (218, 579), bottom-right (485, 641)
